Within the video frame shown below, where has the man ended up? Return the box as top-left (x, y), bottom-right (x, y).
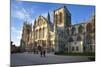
top-left (42, 47), bottom-right (46, 57)
top-left (38, 45), bottom-right (42, 57)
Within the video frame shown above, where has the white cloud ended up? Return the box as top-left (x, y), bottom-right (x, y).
top-left (12, 7), bottom-right (31, 21)
top-left (11, 27), bottom-right (22, 46)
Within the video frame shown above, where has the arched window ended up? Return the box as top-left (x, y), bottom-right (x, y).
top-left (41, 28), bottom-right (43, 38)
top-left (78, 25), bottom-right (84, 33)
top-left (71, 27), bottom-right (76, 35)
top-left (77, 35), bottom-right (82, 41)
top-left (68, 37), bottom-right (73, 42)
top-left (43, 27), bottom-right (44, 38)
top-left (76, 46), bottom-right (79, 51)
top-left (40, 28), bottom-right (42, 38)
top-left (86, 34), bottom-right (92, 44)
top-left (59, 12), bottom-right (62, 24)
top-left (27, 29), bottom-right (30, 34)
top-left (37, 29), bottom-right (39, 39)
top-left (72, 47), bottom-right (74, 51)
top-left (39, 28), bottom-right (42, 38)
top-left (86, 23), bottom-right (92, 33)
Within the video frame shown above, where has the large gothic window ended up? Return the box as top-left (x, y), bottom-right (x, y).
top-left (40, 28), bottom-right (42, 38)
top-left (41, 28), bottom-right (43, 38)
top-left (77, 35), bottom-right (82, 41)
top-left (27, 29), bottom-right (30, 34)
top-left (59, 12), bottom-right (63, 24)
top-left (86, 23), bottom-right (92, 33)
top-left (71, 27), bottom-right (76, 35)
top-left (39, 28), bottom-right (42, 38)
top-left (38, 19), bottom-right (40, 26)
top-left (78, 25), bottom-right (84, 33)
top-left (43, 27), bottom-right (44, 38)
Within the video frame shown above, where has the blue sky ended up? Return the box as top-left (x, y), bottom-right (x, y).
top-left (11, 0), bottom-right (95, 46)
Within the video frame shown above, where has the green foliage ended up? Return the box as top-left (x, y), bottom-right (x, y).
top-left (55, 52), bottom-right (95, 56)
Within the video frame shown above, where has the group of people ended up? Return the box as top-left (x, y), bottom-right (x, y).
top-left (38, 45), bottom-right (46, 57)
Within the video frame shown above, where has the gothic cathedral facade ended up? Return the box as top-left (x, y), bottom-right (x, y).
top-left (20, 6), bottom-right (95, 53)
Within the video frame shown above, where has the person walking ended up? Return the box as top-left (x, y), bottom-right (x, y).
top-left (42, 47), bottom-right (46, 57)
top-left (38, 45), bottom-right (42, 57)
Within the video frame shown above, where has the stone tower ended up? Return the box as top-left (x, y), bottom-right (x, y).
top-left (54, 6), bottom-right (71, 29)
top-left (20, 21), bottom-right (32, 52)
top-left (54, 6), bottom-right (71, 52)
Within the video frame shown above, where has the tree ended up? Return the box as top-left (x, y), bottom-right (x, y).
top-left (11, 41), bottom-right (13, 45)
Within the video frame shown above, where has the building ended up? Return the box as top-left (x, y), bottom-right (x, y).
top-left (65, 15), bottom-right (95, 53)
top-left (20, 6), bottom-right (95, 53)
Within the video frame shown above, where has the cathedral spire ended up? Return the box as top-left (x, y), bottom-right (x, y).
top-left (34, 19), bottom-right (36, 23)
top-left (47, 12), bottom-right (50, 23)
top-left (34, 19), bottom-right (36, 24)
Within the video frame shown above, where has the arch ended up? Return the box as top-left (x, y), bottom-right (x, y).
top-left (26, 29), bottom-right (30, 34)
top-left (43, 27), bottom-right (45, 38)
top-left (78, 25), bottom-right (84, 33)
top-left (37, 29), bottom-right (39, 39)
top-left (39, 28), bottom-right (42, 38)
top-left (71, 26), bottom-right (76, 35)
top-left (77, 35), bottom-right (82, 41)
top-left (68, 37), bottom-right (73, 42)
top-left (86, 34), bottom-right (92, 44)
top-left (59, 12), bottom-right (63, 24)
top-left (86, 23), bottom-right (92, 33)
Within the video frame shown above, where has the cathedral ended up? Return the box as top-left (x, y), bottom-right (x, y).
top-left (20, 6), bottom-right (95, 53)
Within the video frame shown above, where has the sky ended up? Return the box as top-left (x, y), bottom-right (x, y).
top-left (11, 0), bottom-right (95, 46)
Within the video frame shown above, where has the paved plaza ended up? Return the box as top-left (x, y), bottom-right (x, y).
top-left (11, 52), bottom-right (93, 66)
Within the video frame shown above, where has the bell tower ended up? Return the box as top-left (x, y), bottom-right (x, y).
top-left (54, 6), bottom-right (71, 29)
top-left (54, 6), bottom-right (71, 52)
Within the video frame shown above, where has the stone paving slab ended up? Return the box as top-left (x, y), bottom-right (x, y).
top-left (11, 52), bottom-right (93, 66)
